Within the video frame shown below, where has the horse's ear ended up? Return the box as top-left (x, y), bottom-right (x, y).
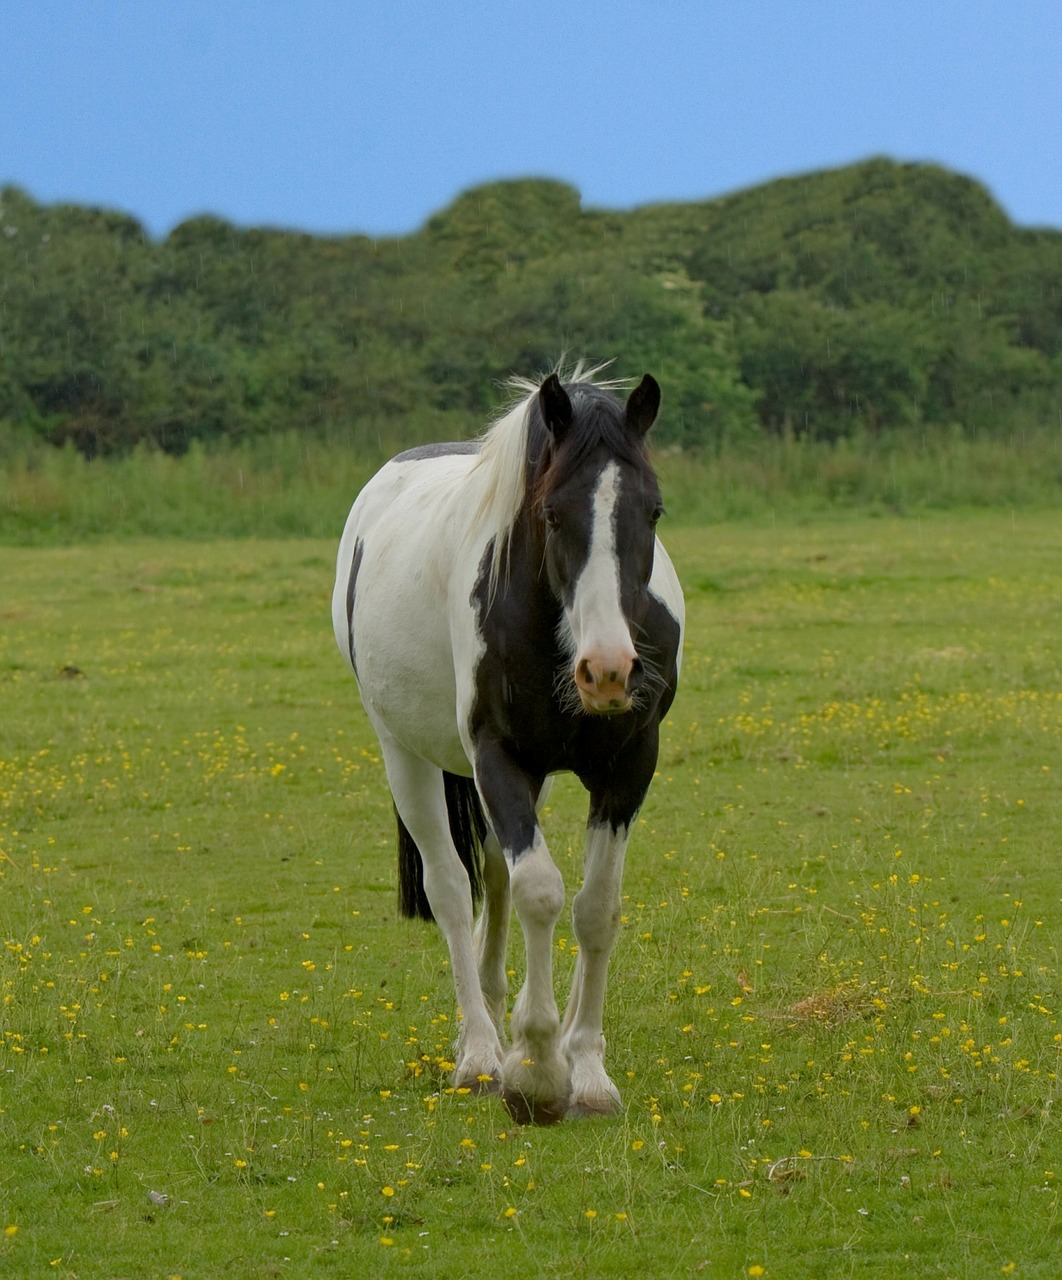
top-left (539, 373), bottom-right (573, 443)
top-left (625, 374), bottom-right (661, 438)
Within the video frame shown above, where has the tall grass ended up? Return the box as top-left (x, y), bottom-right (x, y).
top-left (0, 427), bottom-right (382, 544)
top-left (657, 419), bottom-right (1062, 524)
top-left (2, 419), bottom-right (1062, 544)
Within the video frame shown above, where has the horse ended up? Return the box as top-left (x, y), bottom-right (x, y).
top-left (331, 364), bottom-right (684, 1122)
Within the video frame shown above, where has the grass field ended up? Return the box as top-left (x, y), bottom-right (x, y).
top-left (4, 421), bottom-right (1062, 542)
top-left (1, 513), bottom-right (1060, 1277)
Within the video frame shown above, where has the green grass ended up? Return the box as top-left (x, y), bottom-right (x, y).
top-left (1, 514), bottom-right (1060, 1277)
top-left (3, 421), bottom-right (1062, 543)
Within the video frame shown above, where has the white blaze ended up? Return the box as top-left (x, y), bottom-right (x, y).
top-left (566, 463), bottom-right (636, 669)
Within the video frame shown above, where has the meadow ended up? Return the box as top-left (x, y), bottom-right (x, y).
top-left (1, 511), bottom-right (1061, 1277)
top-left (4, 421), bottom-right (1062, 542)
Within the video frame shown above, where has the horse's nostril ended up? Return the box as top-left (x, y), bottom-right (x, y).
top-left (576, 659), bottom-right (594, 690)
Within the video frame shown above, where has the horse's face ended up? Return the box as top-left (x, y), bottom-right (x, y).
top-left (536, 375), bottom-right (664, 716)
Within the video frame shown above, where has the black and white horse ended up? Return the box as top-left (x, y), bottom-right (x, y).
top-left (332, 365), bottom-right (684, 1122)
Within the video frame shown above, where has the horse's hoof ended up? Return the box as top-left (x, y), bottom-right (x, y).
top-left (501, 1088), bottom-right (569, 1126)
top-left (566, 1095), bottom-right (622, 1120)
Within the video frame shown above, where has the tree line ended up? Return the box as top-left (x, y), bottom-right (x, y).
top-left (1, 157), bottom-right (1059, 456)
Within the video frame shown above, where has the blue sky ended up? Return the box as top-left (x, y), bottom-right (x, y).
top-left (4, 1), bottom-right (1060, 240)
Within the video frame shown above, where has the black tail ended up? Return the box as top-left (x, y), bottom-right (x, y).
top-left (396, 772), bottom-right (487, 922)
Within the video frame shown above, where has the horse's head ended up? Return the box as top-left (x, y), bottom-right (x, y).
top-left (533, 373), bottom-right (664, 716)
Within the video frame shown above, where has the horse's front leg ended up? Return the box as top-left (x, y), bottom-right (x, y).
top-left (475, 744), bottom-right (569, 1124)
top-left (562, 742), bottom-right (656, 1117)
top-left (560, 823), bottom-right (630, 1116)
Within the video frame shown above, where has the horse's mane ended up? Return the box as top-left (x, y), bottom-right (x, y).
top-left (471, 360), bottom-right (629, 596)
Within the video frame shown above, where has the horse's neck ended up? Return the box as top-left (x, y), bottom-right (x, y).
top-left (499, 516), bottom-right (559, 617)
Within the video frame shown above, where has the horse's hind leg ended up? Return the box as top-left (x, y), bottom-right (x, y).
top-left (380, 737), bottom-right (503, 1089)
top-left (473, 831), bottom-right (510, 1040)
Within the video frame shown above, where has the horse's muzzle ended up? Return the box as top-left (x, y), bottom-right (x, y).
top-left (574, 654), bottom-right (644, 715)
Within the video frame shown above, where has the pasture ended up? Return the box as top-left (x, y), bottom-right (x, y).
top-left (1, 513), bottom-right (1060, 1278)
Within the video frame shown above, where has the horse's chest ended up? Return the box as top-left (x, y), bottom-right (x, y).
top-left (471, 643), bottom-right (625, 777)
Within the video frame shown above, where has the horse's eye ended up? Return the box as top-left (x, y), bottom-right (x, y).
top-left (650, 503), bottom-right (665, 525)
top-left (543, 508), bottom-right (560, 529)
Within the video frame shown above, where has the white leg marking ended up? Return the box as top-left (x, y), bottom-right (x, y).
top-left (502, 833), bottom-right (570, 1122)
top-left (472, 780), bottom-right (551, 1042)
top-left (380, 740), bottom-right (503, 1089)
top-left (561, 821), bottom-right (630, 1116)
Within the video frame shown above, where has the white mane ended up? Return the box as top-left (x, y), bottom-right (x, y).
top-left (470, 360), bottom-right (627, 596)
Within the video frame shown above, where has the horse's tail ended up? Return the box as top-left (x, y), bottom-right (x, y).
top-left (396, 772), bottom-right (487, 922)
